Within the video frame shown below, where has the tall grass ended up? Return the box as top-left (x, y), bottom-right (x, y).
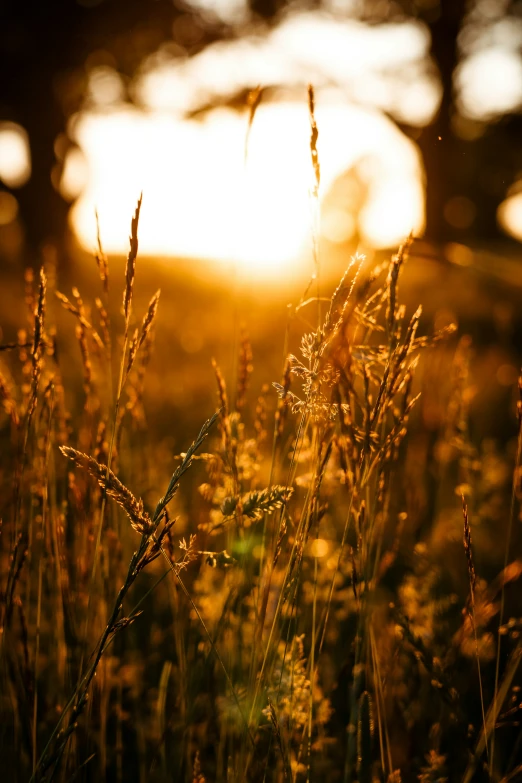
top-left (0, 89), bottom-right (522, 783)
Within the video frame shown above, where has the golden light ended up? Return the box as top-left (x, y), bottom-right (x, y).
top-left (69, 101), bottom-right (424, 279)
top-left (310, 538), bottom-right (329, 558)
top-left (60, 147), bottom-right (89, 201)
top-left (456, 48), bottom-right (522, 120)
top-left (0, 122), bottom-right (31, 188)
top-left (498, 191), bottom-right (522, 242)
top-left (0, 192), bottom-right (19, 226)
top-left (65, 11), bottom-right (440, 277)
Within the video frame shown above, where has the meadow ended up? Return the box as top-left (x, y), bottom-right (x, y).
top-left (1, 94), bottom-right (522, 783)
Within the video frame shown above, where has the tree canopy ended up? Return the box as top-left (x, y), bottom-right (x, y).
top-left (1, 0), bottom-right (521, 255)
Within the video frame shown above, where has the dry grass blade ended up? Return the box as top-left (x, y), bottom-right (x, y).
top-left (33, 413), bottom-right (219, 781)
top-left (125, 328), bottom-right (140, 383)
top-left (212, 359), bottom-right (231, 452)
top-left (94, 209), bottom-right (109, 294)
top-left (274, 357), bottom-right (292, 444)
top-left (4, 533), bottom-right (28, 627)
top-left (139, 289), bottom-right (161, 349)
top-left (464, 640), bottom-right (522, 783)
top-left (123, 193), bottom-right (143, 325)
top-left (122, 290), bottom-right (160, 389)
top-left (212, 358), bottom-right (229, 417)
top-left (266, 696), bottom-right (291, 781)
top-left (386, 235), bottom-right (412, 338)
top-left (357, 691), bottom-right (374, 783)
top-left (236, 329), bottom-right (253, 411)
top-left (0, 341), bottom-right (32, 351)
top-left (308, 84), bottom-right (320, 195)
top-left (152, 411), bottom-right (220, 523)
top-left (27, 267), bottom-right (46, 421)
top-left (500, 763), bottom-right (522, 782)
top-left (55, 290), bottom-right (104, 351)
top-left (244, 85), bottom-right (262, 164)
top-left (32, 268), bottom-right (46, 357)
top-left (462, 494), bottom-right (489, 766)
top-left (95, 297), bottom-right (110, 348)
top-left (323, 254), bottom-right (365, 343)
top-left (462, 495), bottom-right (476, 601)
top-left (492, 364), bottom-right (522, 770)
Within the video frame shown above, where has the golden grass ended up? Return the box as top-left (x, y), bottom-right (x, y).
top-left (0, 90), bottom-right (522, 783)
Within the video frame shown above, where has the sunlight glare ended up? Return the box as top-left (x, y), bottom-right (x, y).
top-left (68, 10), bottom-right (434, 276)
top-left (360, 179), bottom-right (424, 248)
top-left (70, 101), bottom-right (424, 277)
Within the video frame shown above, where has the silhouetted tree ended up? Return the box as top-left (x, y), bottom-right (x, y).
top-left (348, 0), bottom-right (522, 244)
top-left (250, 0), bottom-right (522, 246)
top-left (0, 0), bottom-right (228, 257)
top-left (1, 0), bottom-right (521, 255)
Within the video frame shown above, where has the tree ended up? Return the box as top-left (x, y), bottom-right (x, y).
top-left (0, 0), bottom-right (228, 256)
top-left (247, 0), bottom-right (522, 245)
top-left (1, 0), bottom-right (521, 255)
top-left (347, 0), bottom-right (522, 244)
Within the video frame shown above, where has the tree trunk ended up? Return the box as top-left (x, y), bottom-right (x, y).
top-left (1, 63), bottom-right (69, 258)
top-left (0, 0), bottom-right (182, 264)
top-left (416, 0), bottom-right (468, 244)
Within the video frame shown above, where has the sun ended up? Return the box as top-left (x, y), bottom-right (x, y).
top-left (67, 101), bottom-right (424, 280)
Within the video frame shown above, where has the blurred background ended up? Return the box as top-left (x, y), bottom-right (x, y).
top-left (1, 0), bottom-right (522, 432)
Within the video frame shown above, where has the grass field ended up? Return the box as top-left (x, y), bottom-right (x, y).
top-left (1, 97), bottom-right (522, 783)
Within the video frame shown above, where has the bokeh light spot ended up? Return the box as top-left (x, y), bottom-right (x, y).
top-left (310, 538), bottom-right (329, 558)
top-left (0, 192), bottom-right (19, 226)
top-left (0, 123), bottom-right (31, 188)
top-left (497, 364), bottom-right (518, 387)
top-left (443, 196), bottom-right (476, 230)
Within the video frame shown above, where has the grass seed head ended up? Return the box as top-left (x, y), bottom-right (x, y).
top-left (60, 446), bottom-right (152, 535)
top-left (94, 208), bottom-right (109, 294)
top-left (139, 289), bottom-right (161, 349)
top-left (462, 494), bottom-right (476, 601)
top-left (308, 84), bottom-right (320, 195)
top-left (123, 193), bottom-right (143, 324)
